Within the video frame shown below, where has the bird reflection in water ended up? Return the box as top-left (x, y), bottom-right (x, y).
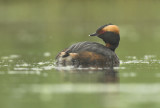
top-left (59, 69), bottom-right (119, 83)
top-left (97, 69), bottom-right (118, 83)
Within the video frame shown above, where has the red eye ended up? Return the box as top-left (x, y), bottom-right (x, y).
top-left (98, 30), bottom-right (105, 34)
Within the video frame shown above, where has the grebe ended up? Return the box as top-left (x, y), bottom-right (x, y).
top-left (55, 24), bottom-right (120, 68)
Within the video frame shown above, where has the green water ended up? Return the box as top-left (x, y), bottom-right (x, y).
top-left (0, 0), bottom-right (160, 108)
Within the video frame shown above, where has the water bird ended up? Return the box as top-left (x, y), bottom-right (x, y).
top-left (55, 24), bottom-right (120, 68)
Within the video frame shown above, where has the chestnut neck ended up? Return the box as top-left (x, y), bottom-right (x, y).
top-left (105, 43), bottom-right (118, 52)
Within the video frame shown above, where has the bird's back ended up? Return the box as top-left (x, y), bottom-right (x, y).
top-left (56, 41), bottom-right (119, 68)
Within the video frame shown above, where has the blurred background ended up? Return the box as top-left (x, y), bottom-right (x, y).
top-left (1, 0), bottom-right (160, 108)
top-left (1, 0), bottom-right (160, 58)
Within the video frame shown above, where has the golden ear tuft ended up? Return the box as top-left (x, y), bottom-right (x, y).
top-left (102, 25), bottom-right (120, 34)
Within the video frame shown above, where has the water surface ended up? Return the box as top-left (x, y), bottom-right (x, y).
top-left (0, 54), bottom-right (160, 108)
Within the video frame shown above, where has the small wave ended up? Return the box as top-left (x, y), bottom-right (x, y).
top-left (13, 83), bottom-right (160, 94)
top-left (53, 65), bottom-right (125, 71)
top-left (121, 55), bottom-right (160, 64)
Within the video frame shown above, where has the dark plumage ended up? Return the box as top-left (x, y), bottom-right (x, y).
top-left (55, 24), bottom-right (120, 68)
